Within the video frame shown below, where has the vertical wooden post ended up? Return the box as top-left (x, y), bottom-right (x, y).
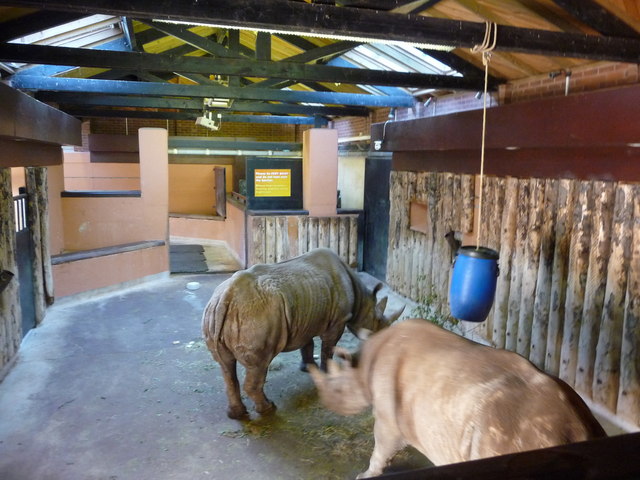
top-left (516, 178), bottom-right (545, 358)
top-left (617, 185), bottom-right (640, 426)
top-left (505, 178), bottom-right (530, 351)
top-left (492, 176), bottom-right (518, 349)
top-left (592, 183), bottom-right (634, 411)
top-left (249, 216), bottom-right (266, 266)
top-left (560, 181), bottom-right (593, 385)
top-left (461, 174), bottom-right (475, 234)
top-left (530, 179), bottom-right (558, 368)
top-left (348, 216), bottom-right (358, 268)
top-left (545, 179), bottom-right (576, 375)
top-left (0, 168), bottom-right (22, 371)
top-left (297, 216), bottom-right (309, 256)
top-left (575, 181), bottom-right (615, 396)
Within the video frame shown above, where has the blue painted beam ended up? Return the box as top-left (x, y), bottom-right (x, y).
top-left (11, 76), bottom-right (416, 108)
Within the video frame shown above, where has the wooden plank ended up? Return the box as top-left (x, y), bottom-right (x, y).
top-left (440, 173), bottom-right (455, 314)
top-left (505, 178), bottom-right (530, 351)
top-left (275, 216), bottom-right (289, 262)
top-left (297, 216), bottom-right (309, 255)
top-left (0, 168), bottom-right (22, 371)
top-left (265, 216), bottom-right (277, 264)
top-left (432, 172), bottom-right (447, 314)
top-left (617, 185), bottom-right (640, 426)
top-left (575, 181), bottom-right (615, 397)
top-left (481, 176), bottom-right (505, 343)
top-left (288, 215), bottom-right (299, 259)
top-left (413, 172), bottom-right (428, 302)
top-left (545, 179), bottom-right (577, 375)
top-left (338, 216), bottom-right (349, 263)
top-left (309, 217), bottom-right (319, 250)
top-left (249, 215), bottom-right (265, 266)
top-left (592, 184), bottom-right (634, 411)
top-left (405, 172), bottom-right (417, 299)
top-left (348, 216), bottom-right (358, 268)
top-left (516, 178), bottom-right (545, 358)
top-left (386, 171), bottom-right (401, 290)
top-left (318, 217), bottom-right (331, 249)
top-left (491, 176), bottom-right (518, 349)
top-left (330, 217), bottom-right (339, 253)
top-left (461, 174), bottom-right (475, 234)
top-left (530, 178), bottom-right (558, 368)
top-left (559, 181), bottom-right (593, 385)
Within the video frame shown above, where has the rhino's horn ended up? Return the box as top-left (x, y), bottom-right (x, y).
top-left (376, 295), bottom-right (388, 313)
top-left (387, 305), bottom-right (405, 323)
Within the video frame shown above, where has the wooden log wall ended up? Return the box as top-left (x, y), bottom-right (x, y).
top-left (247, 214), bottom-right (359, 268)
top-left (386, 171), bottom-right (640, 428)
top-left (0, 168), bottom-right (22, 374)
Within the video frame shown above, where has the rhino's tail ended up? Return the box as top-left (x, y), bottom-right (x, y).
top-left (202, 282), bottom-right (233, 347)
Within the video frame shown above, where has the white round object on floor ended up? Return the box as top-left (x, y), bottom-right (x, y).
top-left (186, 281), bottom-right (201, 291)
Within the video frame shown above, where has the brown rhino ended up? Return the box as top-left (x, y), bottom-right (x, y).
top-left (309, 318), bottom-right (607, 479)
top-left (201, 248), bottom-right (403, 419)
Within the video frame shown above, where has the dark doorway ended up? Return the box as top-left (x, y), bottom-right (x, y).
top-left (14, 191), bottom-right (36, 337)
top-left (362, 153), bottom-right (392, 281)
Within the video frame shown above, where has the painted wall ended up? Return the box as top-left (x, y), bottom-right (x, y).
top-left (168, 164), bottom-right (233, 215)
top-left (63, 151), bottom-right (140, 191)
top-left (303, 128), bottom-right (338, 216)
top-left (338, 155), bottom-right (365, 210)
top-left (52, 128), bottom-right (170, 297)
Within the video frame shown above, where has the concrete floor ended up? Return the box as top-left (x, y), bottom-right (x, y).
top-left (0, 271), bottom-right (429, 480)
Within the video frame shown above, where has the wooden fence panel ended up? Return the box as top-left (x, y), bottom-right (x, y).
top-left (506, 179), bottom-right (530, 351)
top-left (618, 185), bottom-right (640, 426)
top-left (385, 170), bottom-right (640, 428)
top-left (545, 179), bottom-right (576, 375)
top-left (575, 181), bottom-right (615, 396)
top-left (530, 179), bottom-right (558, 368)
top-left (593, 184), bottom-right (634, 411)
top-left (560, 181), bottom-right (593, 385)
top-left (492, 177), bottom-right (518, 348)
top-left (516, 178), bottom-right (545, 358)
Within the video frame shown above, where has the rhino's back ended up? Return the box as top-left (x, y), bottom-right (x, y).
top-left (359, 319), bottom-right (606, 465)
top-left (203, 249), bottom-right (356, 354)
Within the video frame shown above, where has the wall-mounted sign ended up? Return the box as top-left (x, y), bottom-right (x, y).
top-left (255, 169), bottom-right (291, 197)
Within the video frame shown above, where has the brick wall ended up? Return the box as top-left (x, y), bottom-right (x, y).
top-left (90, 117), bottom-right (297, 142)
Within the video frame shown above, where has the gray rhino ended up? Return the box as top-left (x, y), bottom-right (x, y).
top-left (202, 248), bottom-right (403, 419)
top-left (309, 318), bottom-right (607, 479)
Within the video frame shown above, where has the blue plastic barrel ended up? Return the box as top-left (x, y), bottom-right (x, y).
top-left (449, 246), bottom-right (499, 323)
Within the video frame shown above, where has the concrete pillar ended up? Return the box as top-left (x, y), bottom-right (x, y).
top-left (139, 128), bottom-right (169, 243)
top-left (303, 128), bottom-right (338, 216)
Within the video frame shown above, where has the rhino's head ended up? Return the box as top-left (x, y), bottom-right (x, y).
top-left (348, 283), bottom-right (404, 338)
top-left (308, 356), bottom-right (370, 416)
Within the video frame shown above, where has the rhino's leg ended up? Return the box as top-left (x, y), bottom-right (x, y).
top-left (243, 364), bottom-right (276, 415)
top-left (319, 330), bottom-right (344, 371)
top-left (358, 416), bottom-right (405, 479)
top-left (212, 344), bottom-right (248, 419)
top-left (299, 340), bottom-right (316, 372)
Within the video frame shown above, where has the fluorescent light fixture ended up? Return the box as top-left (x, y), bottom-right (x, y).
top-left (204, 97), bottom-right (230, 108)
top-left (153, 19), bottom-right (454, 51)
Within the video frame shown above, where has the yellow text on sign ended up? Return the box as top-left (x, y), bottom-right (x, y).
top-left (255, 169), bottom-right (291, 197)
